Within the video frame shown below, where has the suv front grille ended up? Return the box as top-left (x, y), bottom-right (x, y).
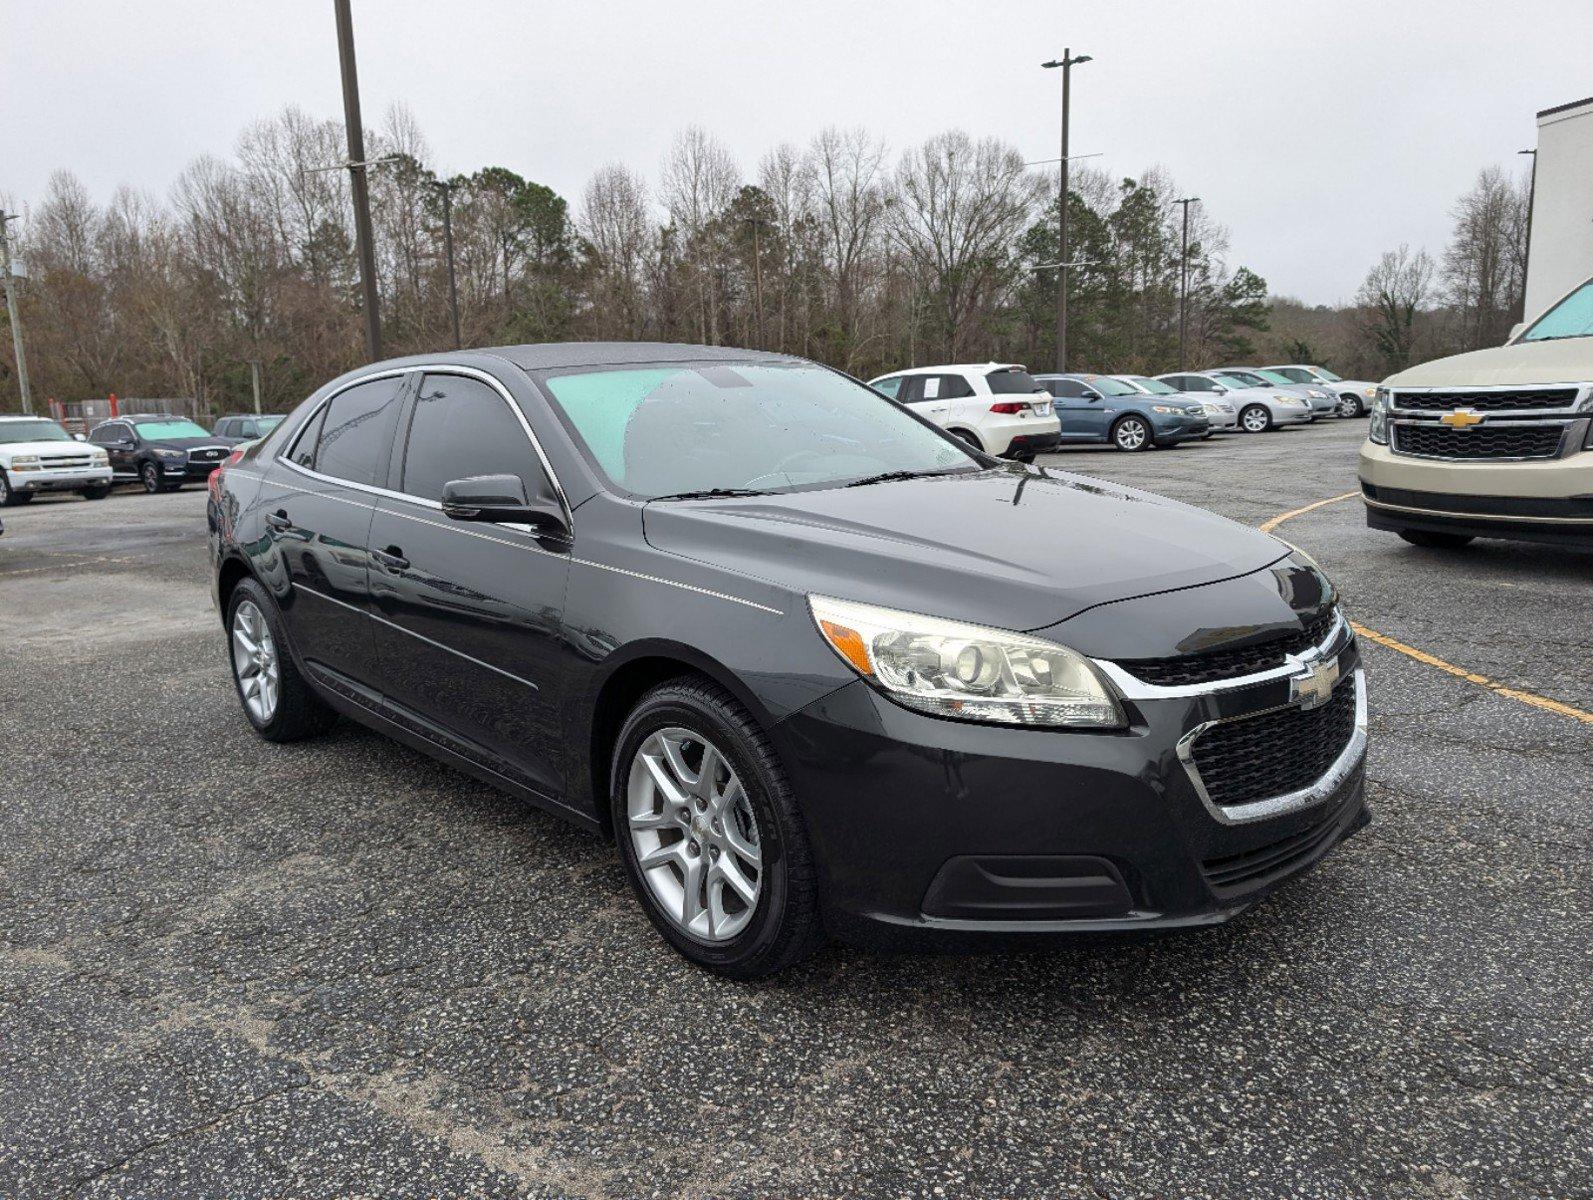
top-left (40, 455), bottom-right (95, 469)
top-left (1190, 677), bottom-right (1358, 809)
top-left (1392, 423), bottom-right (1564, 460)
top-left (1390, 387), bottom-right (1578, 412)
top-left (1119, 608), bottom-right (1337, 688)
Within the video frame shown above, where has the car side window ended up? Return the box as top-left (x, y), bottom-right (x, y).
top-left (287, 405), bottom-right (328, 468)
top-left (937, 374), bottom-right (974, 400)
top-left (898, 377), bottom-right (925, 404)
top-left (1183, 377), bottom-right (1216, 392)
top-left (1049, 378), bottom-right (1085, 398)
top-left (239, 420), bottom-right (259, 438)
top-left (872, 377), bottom-right (903, 400)
top-left (217, 419), bottom-right (234, 437)
top-left (311, 377), bottom-right (405, 487)
top-left (401, 374), bottom-right (542, 504)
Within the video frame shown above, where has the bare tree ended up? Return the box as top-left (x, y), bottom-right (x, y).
top-left (580, 163), bottom-right (653, 338)
top-left (660, 126), bottom-right (741, 343)
top-left (1442, 166), bottom-right (1529, 349)
top-left (1357, 244), bottom-right (1435, 373)
top-left (807, 127), bottom-right (889, 369)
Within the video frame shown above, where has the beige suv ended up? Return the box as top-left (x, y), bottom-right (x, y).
top-left (1359, 276), bottom-right (1593, 550)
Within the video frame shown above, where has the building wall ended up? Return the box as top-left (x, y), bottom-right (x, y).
top-left (1525, 97), bottom-right (1593, 322)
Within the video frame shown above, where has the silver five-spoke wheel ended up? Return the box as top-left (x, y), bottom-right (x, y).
top-left (1113, 417), bottom-right (1149, 451)
top-left (627, 727), bottom-right (762, 943)
top-left (231, 599), bottom-right (280, 725)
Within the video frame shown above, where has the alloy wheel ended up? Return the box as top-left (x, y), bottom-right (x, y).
top-left (1241, 406), bottom-right (1270, 433)
top-left (627, 726), bottom-right (762, 943)
top-left (1114, 417), bottom-right (1148, 451)
top-left (231, 599), bottom-right (280, 724)
top-left (142, 462), bottom-right (161, 493)
top-left (1338, 395), bottom-right (1362, 417)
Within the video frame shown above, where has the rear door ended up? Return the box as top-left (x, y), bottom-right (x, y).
top-left (268, 372), bottom-right (410, 694)
top-left (898, 375), bottom-right (953, 427)
top-left (367, 370), bottom-right (572, 799)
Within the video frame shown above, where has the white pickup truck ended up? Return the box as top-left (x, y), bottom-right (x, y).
top-left (0, 415), bottom-right (114, 505)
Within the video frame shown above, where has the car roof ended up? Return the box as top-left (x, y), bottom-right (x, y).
top-left (875, 362), bottom-right (1025, 378)
top-left (125, 413), bottom-right (199, 421)
top-left (0, 414), bottom-right (59, 422)
top-left (492, 342), bottom-right (801, 372)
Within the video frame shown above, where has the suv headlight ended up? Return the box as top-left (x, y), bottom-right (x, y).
top-left (155, 447), bottom-right (186, 460)
top-left (809, 595), bottom-right (1124, 727)
top-left (9, 454), bottom-right (42, 471)
top-left (1369, 388), bottom-right (1390, 444)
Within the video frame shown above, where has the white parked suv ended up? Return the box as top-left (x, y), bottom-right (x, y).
top-left (868, 363), bottom-right (1062, 460)
top-left (0, 415), bottom-right (114, 505)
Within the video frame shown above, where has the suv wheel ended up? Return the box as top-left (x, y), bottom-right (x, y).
top-left (1111, 415), bottom-right (1151, 451)
top-left (140, 461), bottom-right (166, 494)
top-left (1240, 405), bottom-right (1272, 433)
top-left (611, 678), bottom-right (821, 979)
top-left (1398, 529), bottom-right (1475, 550)
top-left (1338, 395), bottom-right (1364, 418)
top-left (227, 577), bottom-right (338, 741)
top-left (0, 471), bottom-right (26, 506)
top-left (80, 484), bottom-right (112, 500)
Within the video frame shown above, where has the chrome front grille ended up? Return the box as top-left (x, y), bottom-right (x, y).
top-left (1391, 423), bottom-right (1566, 461)
top-left (39, 455), bottom-right (95, 470)
top-left (1389, 387), bottom-right (1578, 413)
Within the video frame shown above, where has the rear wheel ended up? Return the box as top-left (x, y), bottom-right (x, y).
top-left (611, 677), bottom-right (821, 979)
top-left (950, 429), bottom-right (981, 451)
top-left (227, 577), bottom-right (338, 742)
top-left (1111, 415), bottom-right (1151, 452)
top-left (1398, 529), bottom-right (1475, 550)
top-left (1338, 394), bottom-right (1364, 417)
top-left (79, 484), bottom-right (112, 500)
top-left (1240, 405), bottom-right (1272, 433)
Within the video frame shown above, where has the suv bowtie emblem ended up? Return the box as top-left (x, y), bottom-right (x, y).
top-left (1288, 654), bottom-right (1340, 710)
top-left (1439, 408), bottom-right (1484, 428)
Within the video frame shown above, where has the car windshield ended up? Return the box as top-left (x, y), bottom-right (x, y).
top-left (0, 419), bottom-right (73, 444)
top-left (1252, 369), bottom-right (1295, 385)
top-left (1128, 376), bottom-right (1177, 395)
top-left (134, 419), bottom-right (210, 439)
top-left (1083, 376), bottom-right (1139, 397)
top-left (1519, 280), bottom-right (1593, 342)
top-left (540, 361), bottom-right (978, 498)
top-left (985, 368), bottom-right (1047, 395)
top-left (1215, 372), bottom-right (1265, 389)
top-left (1311, 366), bottom-right (1344, 382)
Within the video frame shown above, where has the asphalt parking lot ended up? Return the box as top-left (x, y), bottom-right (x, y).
top-left (1, 419), bottom-right (1588, 1199)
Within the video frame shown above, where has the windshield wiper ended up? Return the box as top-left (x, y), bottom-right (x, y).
top-left (648, 487), bottom-right (771, 502)
top-left (843, 469), bottom-right (942, 488)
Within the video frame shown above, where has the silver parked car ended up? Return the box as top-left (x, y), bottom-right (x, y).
top-left (1155, 371), bottom-right (1313, 433)
top-left (1110, 374), bottom-right (1238, 433)
top-left (1263, 364), bottom-right (1380, 417)
top-left (1215, 369), bottom-right (1337, 420)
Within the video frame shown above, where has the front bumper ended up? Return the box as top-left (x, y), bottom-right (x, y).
top-left (6, 466), bottom-right (113, 493)
top-left (772, 644), bottom-right (1368, 948)
top-left (1152, 415), bottom-right (1211, 442)
top-left (1274, 405), bottom-right (1313, 425)
top-left (1203, 409), bottom-right (1239, 431)
top-left (1359, 440), bottom-right (1593, 547)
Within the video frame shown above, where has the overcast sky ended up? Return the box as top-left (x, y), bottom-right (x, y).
top-left (5, 0), bottom-right (1589, 304)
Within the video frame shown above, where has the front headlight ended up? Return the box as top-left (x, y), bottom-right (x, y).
top-left (1369, 388), bottom-right (1389, 444)
top-left (1151, 405), bottom-right (1178, 414)
top-left (10, 455), bottom-right (42, 471)
top-left (156, 447), bottom-right (187, 460)
top-left (1363, 387), bottom-right (1377, 397)
top-left (809, 595), bottom-right (1124, 728)
top-left (90, 450), bottom-right (109, 463)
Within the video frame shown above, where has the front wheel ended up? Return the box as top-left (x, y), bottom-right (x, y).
top-left (611, 677), bottom-right (821, 979)
top-left (1240, 405), bottom-right (1272, 433)
top-left (1338, 395), bottom-right (1365, 418)
top-left (1397, 529), bottom-right (1475, 550)
top-left (0, 472), bottom-right (29, 506)
top-left (140, 461), bottom-right (167, 494)
top-left (80, 484), bottom-right (112, 500)
top-left (1111, 415), bottom-right (1151, 452)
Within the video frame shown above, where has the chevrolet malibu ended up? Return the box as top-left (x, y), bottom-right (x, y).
top-left (208, 343), bottom-right (1369, 978)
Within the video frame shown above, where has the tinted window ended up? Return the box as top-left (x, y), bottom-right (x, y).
top-left (898, 377), bottom-right (926, 403)
top-left (937, 374), bottom-right (975, 399)
top-left (1045, 378), bottom-right (1085, 398)
top-left (402, 374), bottom-right (541, 503)
top-left (288, 405), bottom-right (327, 468)
top-left (986, 369), bottom-right (1044, 395)
top-left (1182, 377), bottom-right (1218, 392)
top-left (92, 423), bottom-right (129, 444)
top-left (872, 377), bottom-right (904, 400)
top-left (1086, 377), bottom-right (1139, 397)
top-left (313, 378), bottom-right (404, 486)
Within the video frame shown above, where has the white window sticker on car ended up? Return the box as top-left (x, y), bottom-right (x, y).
top-left (922, 377), bottom-right (941, 399)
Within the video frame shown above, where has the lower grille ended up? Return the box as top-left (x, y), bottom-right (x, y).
top-left (1392, 423), bottom-right (1564, 460)
top-left (1390, 387), bottom-right (1578, 412)
top-left (1200, 792), bottom-right (1357, 897)
top-left (1190, 677), bottom-right (1358, 809)
top-left (1120, 608), bottom-right (1337, 688)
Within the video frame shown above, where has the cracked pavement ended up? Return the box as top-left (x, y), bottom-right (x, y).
top-left (0, 420), bottom-right (1588, 1198)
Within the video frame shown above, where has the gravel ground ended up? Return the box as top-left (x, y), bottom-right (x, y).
top-left (0, 420), bottom-right (1588, 1199)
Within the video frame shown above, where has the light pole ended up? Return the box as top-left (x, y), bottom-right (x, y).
top-left (1518, 148), bottom-right (1537, 319)
top-left (0, 210), bottom-right (33, 414)
top-left (1042, 49), bottom-right (1091, 373)
top-left (333, 0), bottom-right (383, 362)
top-left (430, 179), bottom-right (462, 349)
top-left (1174, 196), bottom-right (1200, 370)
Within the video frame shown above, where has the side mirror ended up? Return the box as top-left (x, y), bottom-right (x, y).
top-left (1212, 385), bottom-right (1228, 395)
top-left (442, 473), bottom-right (568, 536)
top-left (1082, 390), bottom-right (1102, 401)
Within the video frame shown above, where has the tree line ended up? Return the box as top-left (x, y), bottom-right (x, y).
top-left (0, 104), bottom-right (1531, 415)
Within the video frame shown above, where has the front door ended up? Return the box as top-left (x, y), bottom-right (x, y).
top-left (1048, 378), bottom-right (1106, 440)
top-left (267, 372), bottom-right (410, 692)
top-left (366, 370), bottom-right (572, 800)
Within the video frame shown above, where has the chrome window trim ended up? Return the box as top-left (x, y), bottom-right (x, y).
top-left (1094, 609), bottom-right (1349, 701)
top-left (1176, 669), bottom-right (1367, 826)
top-left (291, 582), bottom-right (540, 692)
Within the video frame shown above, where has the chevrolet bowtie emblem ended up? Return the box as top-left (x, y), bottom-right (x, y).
top-left (1288, 654), bottom-right (1340, 711)
top-left (1439, 408), bottom-right (1484, 428)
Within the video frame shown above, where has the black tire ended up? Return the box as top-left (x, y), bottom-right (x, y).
top-left (0, 472), bottom-right (30, 505)
top-left (226, 576), bottom-right (339, 742)
top-left (610, 677), bottom-right (821, 979)
top-left (1338, 394), bottom-right (1365, 418)
top-left (950, 429), bottom-right (981, 451)
top-left (1397, 529), bottom-right (1475, 550)
top-left (140, 461), bottom-right (167, 494)
top-left (79, 484), bottom-right (112, 500)
top-left (1111, 414), bottom-right (1152, 452)
top-left (1239, 404), bottom-right (1272, 433)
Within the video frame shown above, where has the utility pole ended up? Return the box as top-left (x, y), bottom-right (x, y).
top-left (1175, 196), bottom-right (1200, 370)
top-left (248, 360), bottom-right (263, 415)
top-left (0, 211), bottom-right (34, 414)
top-left (1042, 49), bottom-right (1091, 374)
top-left (744, 214), bottom-right (770, 349)
top-left (333, 0), bottom-right (382, 362)
top-left (1517, 148), bottom-right (1537, 322)
top-left (430, 180), bottom-right (462, 349)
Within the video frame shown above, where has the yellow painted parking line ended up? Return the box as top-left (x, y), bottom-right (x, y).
top-left (1259, 492), bottom-right (1593, 726)
top-left (1258, 491), bottom-right (1358, 533)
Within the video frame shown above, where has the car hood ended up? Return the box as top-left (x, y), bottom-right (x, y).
top-left (641, 468), bottom-right (1289, 631)
top-left (147, 435), bottom-right (245, 451)
top-left (1384, 338), bottom-right (1593, 387)
top-left (0, 440), bottom-right (98, 458)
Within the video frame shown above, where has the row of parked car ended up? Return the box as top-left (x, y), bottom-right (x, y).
top-left (867, 363), bottom-right (1379, 457)
top-left (0, 411), bottom-right (284, 505)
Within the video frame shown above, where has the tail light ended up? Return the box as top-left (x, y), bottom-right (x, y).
top-left (989, 402), bottom-right (1025, 414)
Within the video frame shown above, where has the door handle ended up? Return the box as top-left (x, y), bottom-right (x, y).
top-left (372, 545), bottom-right (410, 571)
top-left (265, 510), bottom-right (293, 531)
